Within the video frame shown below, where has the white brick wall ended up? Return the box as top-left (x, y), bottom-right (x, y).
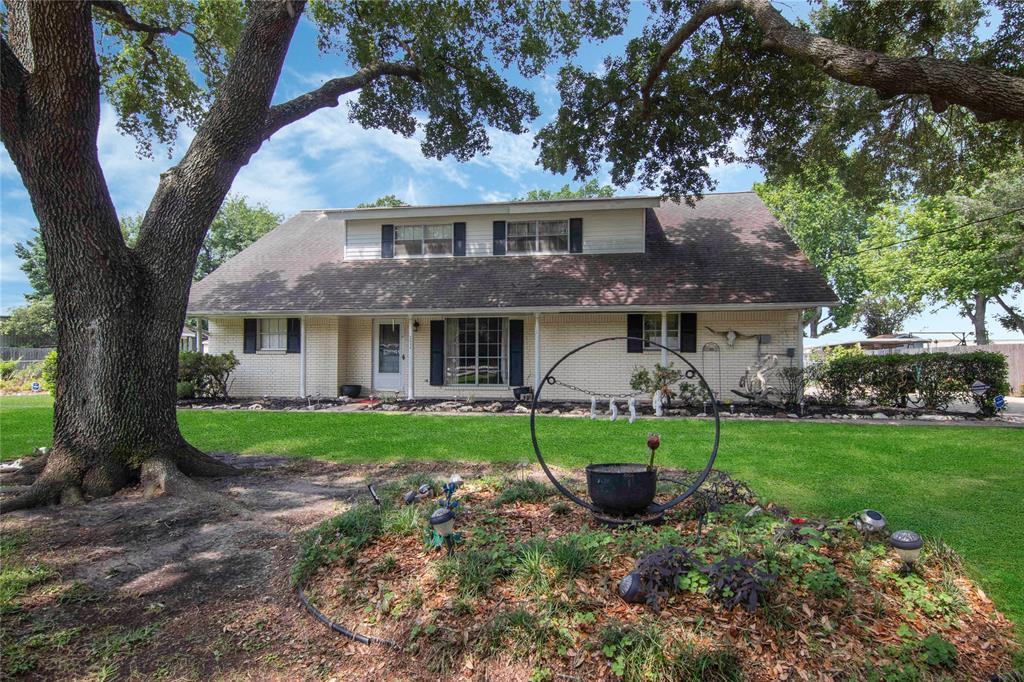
top-left (211, 309), bottom-right (802, 402)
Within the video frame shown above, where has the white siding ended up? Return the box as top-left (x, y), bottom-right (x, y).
top-left (344, 208), bottom-right (645, 260)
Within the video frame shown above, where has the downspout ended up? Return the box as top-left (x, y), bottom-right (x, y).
top-left (300, 316), bottom-right (307, 397)
top-left (407, 315), bottom-right (414, 400)
top-left (661, 311), bottom-right (669, 366)
top-left (534, 313), bottom-right (542, 393)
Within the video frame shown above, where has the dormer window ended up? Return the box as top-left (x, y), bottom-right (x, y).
top-left (507, 219), bottom-right (569, 254)
top-left (394, 223), bottom-right (454, 257)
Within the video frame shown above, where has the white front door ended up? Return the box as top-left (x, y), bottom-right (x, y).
top-left (373, 320), bottom-right (404, 392)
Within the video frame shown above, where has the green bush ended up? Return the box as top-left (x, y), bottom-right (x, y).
top-left (0, 359), bottom-right (18, 381)
top-left (809, 350), bottom-right (1008, 414)
top-left (40, 351), bottom-right (58, 393)
top-left (178, 351), bottom-right (239, 399)
top-left (175, 381), bottom-right (195, 400)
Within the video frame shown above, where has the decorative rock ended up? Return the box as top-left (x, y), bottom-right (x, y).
top-left (381, 404), bottom-right (400, 412)
top-left (872, 412), bottom-right (888, 419)
top-left (551, 409), bottom-right (561, 416)
top-left (786, 413), bottom-right (799, 419)
top-left (247, 404), bottom-right (263, 410)
top-left (484, 402), bottom-right (503, 413)
top-left (514, 404), bottom-right (530, 414)
top-left (457, 405), bottom-right (474, 413)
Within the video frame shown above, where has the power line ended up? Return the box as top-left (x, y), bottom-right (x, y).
top-left (845, 204), bottom-right (1024, 257)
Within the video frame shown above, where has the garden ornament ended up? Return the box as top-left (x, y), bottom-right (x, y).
top-left (429, 507), bottom-right (456, 555)
top-left (704, 327), bottom-right (757, 347)
top-left (402, 490), bottom-right (418, 505)
top-left (854, 509), bottom-right (886, 534)
top-left (530, 336), bottom-right (720, 523)
top-left (733, 354), bottom-right (779, 403)
top-left (628, 397), bottom-right (637, 423)
top-left (889, 530), bottom-right (923, 574)
top-left (609, 399), bottom-right (618, 421)
top-left (653, 389), bottom-right (664, 417)
top-left (618, 572), bottom-right (645, 603)
top-left (590, 396), bottom-right (597, 420)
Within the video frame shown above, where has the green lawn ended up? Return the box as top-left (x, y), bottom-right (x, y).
top-left (2, 394), bottom-right (1022, 634)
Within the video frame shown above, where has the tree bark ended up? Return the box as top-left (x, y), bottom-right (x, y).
top-left (0, 1), bottom-right (302, 512)
top-left (973, 293), bottom-right (989, 345)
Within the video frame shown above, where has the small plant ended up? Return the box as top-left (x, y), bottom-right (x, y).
top-left (40, 350), bottom-right (58, 393)
top-left (549, 535), bottom-right (596, 580)
top-left (437, 547), bottom-right (512, 598)
top-left (802, 567), bottom-right (846, 599)
top-left (493, 478), bottom-right (553, 506)
top-left (631, 545), bottom-right (695, 612)
top-left (700, 556), bottom-right (777, 612)
top-left (550, 500), bottom-right (571, 516)
top-left (0, 358), bottom-right (18, 380)
top-left (175, 381), bottom-right (195, 399)
top-left (478, 608), bottom-right (550, 658)
top-left (630, 362), bottom-right (684, 402)
top-left (291, 501), bottom-right (391, 585)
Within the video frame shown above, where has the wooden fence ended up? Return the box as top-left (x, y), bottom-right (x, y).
top-left (0, 347), bottom-right (54, 367)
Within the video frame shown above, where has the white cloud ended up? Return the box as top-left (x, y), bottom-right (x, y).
top-left (470, 127), bottom-right (539, 181)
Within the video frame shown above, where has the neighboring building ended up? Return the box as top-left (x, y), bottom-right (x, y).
top-left (180, 323), bottom-right (209, 353)
top-left (806, 334), bottom-right (932, 361)
top-left (186, 193), bottom-right (836, 400)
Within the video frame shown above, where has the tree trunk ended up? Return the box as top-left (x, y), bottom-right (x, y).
top-left (973, 293), bottom-right (989, 345)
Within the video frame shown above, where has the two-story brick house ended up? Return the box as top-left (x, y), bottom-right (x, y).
top-left (186, 192), bottom-right (836, 401)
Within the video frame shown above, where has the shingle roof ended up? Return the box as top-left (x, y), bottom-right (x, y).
top-left (187, 192), bottom-right (837, 314)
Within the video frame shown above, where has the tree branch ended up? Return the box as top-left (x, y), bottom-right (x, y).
top-left (0, 38), bottom-right (30, 148)
top-left (994, 294), bottom-right (1024, 331)
top-left (262, 61), bottom-right (421, 140)
top-left (91, 0), bottom-right (176, 41)
top-left (641, 0), bottom-right (1024, 122)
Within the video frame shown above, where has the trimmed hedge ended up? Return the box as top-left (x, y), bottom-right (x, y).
top-left (809, 351), bottom-right (1009, 415)
top-left (179, 351), bottom-right (239, 399)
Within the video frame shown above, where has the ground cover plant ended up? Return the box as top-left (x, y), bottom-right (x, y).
top-left (1, 394), bottom-right (1022, 638)
top-left (294, 472), bottom-right (1017, 680)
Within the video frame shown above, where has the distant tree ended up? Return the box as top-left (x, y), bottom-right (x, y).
top-left (356, 195), bottom-right (406, 208)
top-left (12, 231), bottom-right (50, 301)
top-left (518, 180), bottom-right (616, 201)
top-left (755, 172), bottom-right (877, 337)
top-left (0, 296), bottom-right (57, 347)
top-left (855, 296), bottom-right (918, 337)
top-left (194, 196), bottom-right (280, 280)
top-left (861, 161), bottom-right (1024, 345)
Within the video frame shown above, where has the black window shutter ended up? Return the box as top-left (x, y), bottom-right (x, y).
top-left (381, 224), bottom-right (394, 259)
top-left (492, 220), bottom-right (506, 255)
top-left (680, 313), bottom-right (697, 353)
top-left (243, 319), bottom-right (257, 354)
top-left (569, 217), bottom-right (583, 253)
top-left (286, 318), bottom-right (301, 353)
top-left (453, 222), bottom-right (466, 256)
top-left (626, 314), bottom-right (644, 353)
top-left (430, 320), bottom-right (445, 386)
top-left (508, 319), bottom-right (524, 386)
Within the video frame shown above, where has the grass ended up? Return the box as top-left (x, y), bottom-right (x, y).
top-left (1, 395), bottom-right (1022, 634)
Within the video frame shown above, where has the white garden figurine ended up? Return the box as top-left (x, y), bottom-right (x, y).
top-left (609, 399), bottom-right (619, 421)
top-left (653, 389), bottom-right (665, 417)
top-left (590, 396), bottom-right (598, 420)
top-left (628, 397), bottom-right (637, 424)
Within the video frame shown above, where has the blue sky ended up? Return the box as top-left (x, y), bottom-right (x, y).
top-left (0, 4), bottom-right (1019, 346)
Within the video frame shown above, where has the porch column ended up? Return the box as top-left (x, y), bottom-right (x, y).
top-left (407, 315), bottom-right (415, 400)
top-left (195, 319), bottom-right (202, 354)
top-left (299, 316), bottom-right (307, 397)
top-left (534, 312), bottom-right (542, 392)
top-left (661, 311), bottom-right (669, 365)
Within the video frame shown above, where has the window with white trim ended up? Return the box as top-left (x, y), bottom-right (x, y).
top-left (394, 223), bottom-right (454, 257)
top-left (642, 314), bottom-right (680, 350)
top-left (445, 317), bottom-right (506, 385)
top-left (506, 219), bottom-right (569, 254)
top-left (258, 318), bottom-right (287, 351)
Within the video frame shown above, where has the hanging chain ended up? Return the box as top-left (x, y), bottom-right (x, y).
top-left (545, 376), bottom-right (644, 400)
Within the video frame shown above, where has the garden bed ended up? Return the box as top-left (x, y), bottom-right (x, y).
top-left (295, 471), bottom-right (1018, 681)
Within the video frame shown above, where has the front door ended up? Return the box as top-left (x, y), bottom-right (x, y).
top-left (373, 320), bottom-right (404, 392)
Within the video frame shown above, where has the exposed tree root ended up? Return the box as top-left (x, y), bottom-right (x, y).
top-left (0, 444), bottom-right (242, 514)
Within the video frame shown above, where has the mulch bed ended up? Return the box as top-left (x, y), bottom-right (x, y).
top-left (300, 474), bottom-right (1018, 681)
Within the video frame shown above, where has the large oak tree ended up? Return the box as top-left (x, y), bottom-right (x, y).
top-left (537, 0), bottom-right (1024, 200)
top-left (0, 0), bottom-right (627, 511)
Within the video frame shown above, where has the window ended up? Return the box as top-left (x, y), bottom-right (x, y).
top-left (506, 219), bottom-right (569, 254)
top-left (258, 318), bottom-right (287, 351)
top-left (643, 314), bottom-right (680, 350)
top-left (394, 223), bottom-right (453, 257)
top-left (445, 317), bottom-right (506, 385)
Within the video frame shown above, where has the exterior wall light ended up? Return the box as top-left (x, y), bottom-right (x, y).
top-left (430, 507), bottom-right (456, 554)
top-left (889, 530), bottom-right (923, 574)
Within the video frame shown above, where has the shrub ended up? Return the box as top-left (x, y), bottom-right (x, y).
top-left (630, 363), bottom-right (684, 401)
top-left (178, 351), bottom-right (239, 399)
top-left (175, 381), bottom-right (195, 399)
top-left (0, 359), bottom-right (18, 381)
top-left (40, 351), bottom-right (58, 393)
top-left (808, 350), bottom-right (1009, 414)
top-left (493, 478), bottom-right (552, 506)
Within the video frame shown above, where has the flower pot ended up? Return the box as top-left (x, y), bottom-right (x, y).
top-left (340, 384), bottom-right (362, 398)
top-left (585, 463), bottom-right (658, 514)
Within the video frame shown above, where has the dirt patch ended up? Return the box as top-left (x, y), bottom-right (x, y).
top-left (0, 456), bottom-right (500, 681)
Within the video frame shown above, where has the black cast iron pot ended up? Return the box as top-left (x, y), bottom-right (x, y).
top-left (585, 463), bottom-right (657, 514)
top-left (340, 384), bottom-right (362, 398)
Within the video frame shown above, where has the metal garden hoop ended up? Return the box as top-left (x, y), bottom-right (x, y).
top-left (529, 336), bottom-right (721, 515)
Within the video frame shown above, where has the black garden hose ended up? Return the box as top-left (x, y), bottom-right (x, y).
top-left (295, 482), bottom-right (396, 648)
top-left (296, 584), bottom-right (396, 647)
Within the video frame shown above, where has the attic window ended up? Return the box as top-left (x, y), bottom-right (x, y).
top-left (506, 219), bottom-right (569, 254)
top-left (395, 224), bottom-right (453, 257)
